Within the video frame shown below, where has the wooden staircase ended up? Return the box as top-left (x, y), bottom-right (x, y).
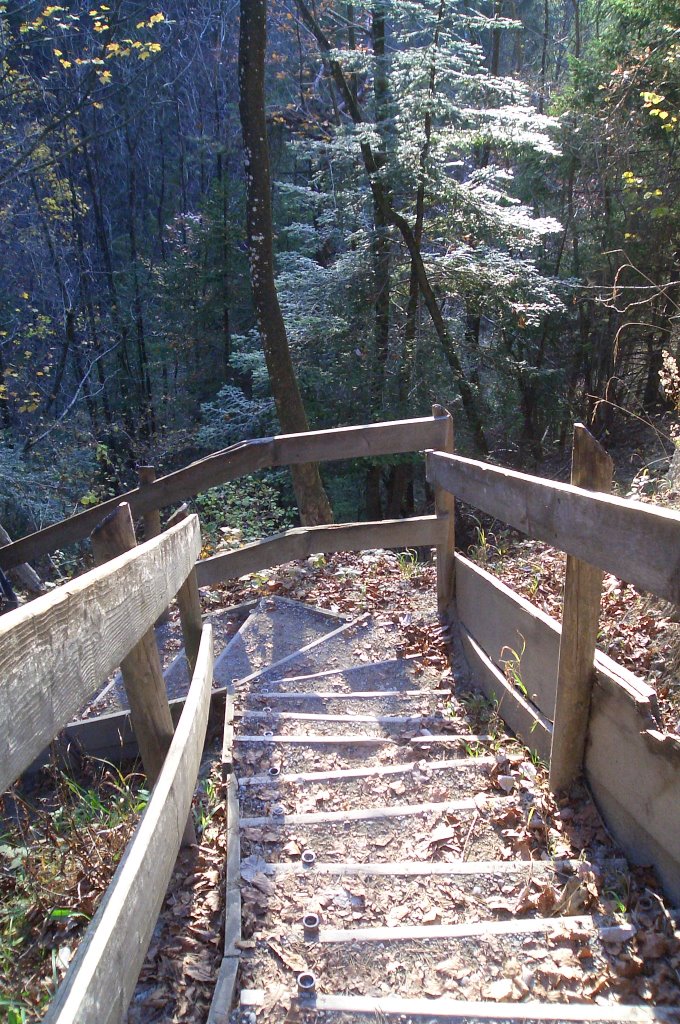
top-left (208, 597), bottom-right (680, 1024)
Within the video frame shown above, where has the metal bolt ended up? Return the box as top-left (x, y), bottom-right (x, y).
top-left (263, 731), bottom-right (274, 738)
top-left (271, 803), bottom-right (286, 817)
top-left (268, 766), bottom-right (281, 778)
top-left (301, 849), bottom-right (316, 866)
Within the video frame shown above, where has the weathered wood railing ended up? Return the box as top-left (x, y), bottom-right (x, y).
top-left (0, 511), bottom-right (215, 1023)
top-left (425, 434), bottom-right (680, 902)
top-left (3, 407), bottom-right (680, 925)
top-left (0, 413), bottom-right (451, 573)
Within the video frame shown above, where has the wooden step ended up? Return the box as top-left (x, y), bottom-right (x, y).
top-left (239, 990), bottom-right (676, 1022)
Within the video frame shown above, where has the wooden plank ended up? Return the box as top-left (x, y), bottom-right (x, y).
top-left (235, 734), bottom-right (396, 747)
top-left (426, 450), bottom-right (680, 604)
top-left (455, 554), bottom-right (561, 719)
top-left (550, 426), bottom-right (613, 793)
top-left (458, 625), bottom-right (553, 761)
top-left (239, 989), bottom-right (678, 1022)
top-left (245, 687), bottom-right (446, 702)
top-left (0, 516), bottom-right (201, 793)
top-left (224, 774), bottom-right (241, 955)
top-left (454, 552), bottom-right (660, 722)
top-left (586, 680), bottom-right (680, 906)
top-left (90, 504), bottom-right (176, 789)
top-left (207, 957), bottom-right (239, 1024)
top-left (222, 694), bottom-right (235, 780)
top-left (234, 732), bottom-right (489, 747)
top-left (261, 857), bottom-right (626, 878)
top-left (432, 404), bottom-right (456, 616)
top-left (315, 913), bottom-right (595, 944)
top-left (196, 516), bottom-right (446, 587)
top-left (238, 710), bottom-right (436, 725)
top-left (138, 466), bottom-right (170, 627)
top-left (165, 504), bottom-right (203, 676)
top-left (240, 797), bottom-right (483, 828)
top-left (0, 416), bottom-right (447, 571)
top-left (43, 624), bottom-right (214, 1024)
top-left (238, 756), bottom-right (493, 787)
top-left (0, 521), bottom-right (44, 593)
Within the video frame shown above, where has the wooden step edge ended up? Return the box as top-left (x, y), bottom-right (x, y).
top-left (243, 688), bottom-right (450, 701)
top-left (237, 710), bottom-right (453, 725)
top-left (256, 856), bottom-right (629, 878)
top-left (239, 989), bottom-right (675, 1022)
top-left (240, 794), bottom-right (498, 828)
top-left (223, 611), bottom-right (371, 690)
top-left (261, 653), bottom-right (423, 685)
top-left (234, 733), bottom-right (491, 747)
top-left (238, 755), bottom-right (494, 787)
top-left (207, 769), bottom-right (243, 1024)
top-left (310, 912), bottom-right (616, 944)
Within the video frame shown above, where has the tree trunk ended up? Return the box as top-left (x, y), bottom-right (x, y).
top-left (239, 0), bottom-right (333, 526)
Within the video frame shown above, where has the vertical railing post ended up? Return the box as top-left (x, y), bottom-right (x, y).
top-left (549, 424), bottom-right (613, 793)
top-left (432, 404), bottom-right (456, 619)
top-left (165, 502), bottom-right (203, 679)
top-left (138, 465), bottom-right (170, 625)
top-left (90, 502), bottom-right (196, 844)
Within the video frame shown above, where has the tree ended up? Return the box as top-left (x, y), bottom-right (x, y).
top-left (239, 0), bottom-right (333, 525)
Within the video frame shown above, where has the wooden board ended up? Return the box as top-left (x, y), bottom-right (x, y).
top-left (0, 516), bottom-right (201, 793)
top-left (0, 416), bottom-right (447, 571)
top-left (43, 624), bottom-right (214, 1024)
top-left (426, 451), bottom-right (680, 604)
top-left (196, 516), bottom-right (446, 587)
top-left (315, 913), bottom-right (595, 944)
top-left (238, 756), bottom-right (493, 787)
top-left (454, 554), bottom-right (560, 718)
top-left (240, 796), bottom-right (483, 828)
top-left (262, 857), bottom-right (626, 878)
top-left (458, 625), bottom-right (553, 761)
top-left (454, 554), bottom-right (661, 725)
top-left (240, 989), bottom-right (678, 1021)
top-left (550, 425), bottom-right (613, 792)
top-left (585, 681), bottom-right (680, 905)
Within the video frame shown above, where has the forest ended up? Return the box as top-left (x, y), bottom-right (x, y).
top-left (0, 0), bottom-right (678, 544)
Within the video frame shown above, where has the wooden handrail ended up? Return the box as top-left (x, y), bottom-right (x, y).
top-left (0, 415), bottom-right (448, 572)
top-left (426, 450), bottom-right (680, 605)
top-left (0, 515), bottom-right (201, 792)
top-left (43, 624), bottom-right (214, 1024)
top-left (195, 515), bottom-right (447, 587)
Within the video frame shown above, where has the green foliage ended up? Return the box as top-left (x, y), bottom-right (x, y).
top-left (192, 474), bottom-right (295, 551)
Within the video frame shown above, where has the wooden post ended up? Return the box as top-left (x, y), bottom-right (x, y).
top-left (432, 404), bottom-right (455, 619)
top-left (91, 503), bottom-right (196, 845)
top-left (165, 503), bottom-right (203, 678)
top-left (549, 424), bottom-right (613, 793)
top-left (138, 466), bottom-right (169, 625)
top-left (0, 522), bottom-right (44, 594)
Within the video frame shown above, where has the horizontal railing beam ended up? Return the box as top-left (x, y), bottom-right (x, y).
top-left (426, 450), bottom-right (680, 605)
top-left (196, 515), bottom-right (447, 587)
top-left (0, 515), bottom-right (202, 793)
top-left (0, 416), bottom-right (448, 571)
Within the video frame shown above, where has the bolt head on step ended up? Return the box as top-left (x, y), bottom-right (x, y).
top-left (303, 912), bottom-right (320, 935)
top-left (301, 849), bottom-right (316, 866)
top-left (268, 766), bottom-right (281, 778)
top-left (271, 802), bottom-right (286, 817)
top-left (297, 971), bottom-right (316, 994)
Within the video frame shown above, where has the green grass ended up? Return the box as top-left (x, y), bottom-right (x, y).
top-left (0, 759), bottom-right (149, 1015)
